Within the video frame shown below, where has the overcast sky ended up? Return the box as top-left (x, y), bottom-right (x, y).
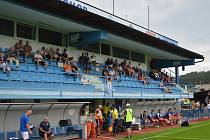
top-left (80, 0), bottom-right (210, 75)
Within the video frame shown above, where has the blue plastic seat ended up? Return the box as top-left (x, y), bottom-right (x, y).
top-left (0, 131), bottom-right (5, 140)
top-left (55, 127), bottom-right (65, 135)
top-left (7, 130), bottom-right (17, 140)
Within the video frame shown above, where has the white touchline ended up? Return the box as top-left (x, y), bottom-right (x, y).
top-left (159, 136), bottom-right (209, 140)
top-left (139, 122), bottom-right (210, 140)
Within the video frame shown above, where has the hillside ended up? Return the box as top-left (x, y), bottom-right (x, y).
top-left (180, 71), bottom-right (210, 85)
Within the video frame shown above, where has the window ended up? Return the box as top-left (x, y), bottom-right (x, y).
top-left (112, 46), bottom-right (129, 59)
top-left (84, 42), bottom-right (100, 54)
top-left (131, 51), bottom-right (145, 63)
top-left (38, 28), bottom-right (62, 46)
top-left (0, 18), bottom-right (14, 37)
top-left (17, 23), bottom-right (36, 40)
top-left (101, 43), bottom-right (111, 56)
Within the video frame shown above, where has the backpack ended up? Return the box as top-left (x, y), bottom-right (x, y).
top-left (181, 120), bottom-right (189, 127)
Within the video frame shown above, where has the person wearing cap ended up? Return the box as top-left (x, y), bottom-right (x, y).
top-left (95, 105), bottom-right (103, 136)
top-left (124, 103), bottom-right (133, 138)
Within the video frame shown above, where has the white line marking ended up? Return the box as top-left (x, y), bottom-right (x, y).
top-left (159, 136), bottom-right (209, 140)
top-left (140, 122), bottom-right (210, 140)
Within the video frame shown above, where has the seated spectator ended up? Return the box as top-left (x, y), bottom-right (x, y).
top-left (102, 66), bottom-right (109, 77)
top-left (54, 48), bottom-right (61, 61)
top-left (147, 110), bottom-right (159, 127)
top-left (140, 111), bottom-right (149, 128)
top-left (48, 47), bottom-right (55, 60)
top-left (109, 67), bottom-right (117, 79)
top-left (23, 41), bottom-right (32, 60)
top-left (89, 55), bottom-right (95, 64)
top-left (7, 47), bottom-right (19, 68)
top-left (39, 117), bottom-right (54, 140)
top-left (72, 61), bottom-right (80, 80)
top-left (129, 67), bottom-right (135, 78)
top-left (63, 61), bottom-right (72, 73)
top-left (118, 64), bottom-right (124, 78)
top-left (137, 63), bottom-right (142, 74)
top-left (34, 50), bottom-right (48, 68)
top-left (14, 40), bottom-right (24, 57)
top-left (0, 52), bottom-right (11, 73)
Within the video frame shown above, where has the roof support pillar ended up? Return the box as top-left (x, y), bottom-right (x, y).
top-left (175, 66), bottom-right (179, 84)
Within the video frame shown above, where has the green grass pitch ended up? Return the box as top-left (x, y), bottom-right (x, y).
top-left (121, 119), bottom-right (210, 140)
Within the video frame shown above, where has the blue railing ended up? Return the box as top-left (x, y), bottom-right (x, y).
top-left (181, 108), bottom-right (210, 121)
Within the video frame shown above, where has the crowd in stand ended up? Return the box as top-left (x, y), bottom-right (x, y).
top-left (0, 40), bottom-right (176, 89)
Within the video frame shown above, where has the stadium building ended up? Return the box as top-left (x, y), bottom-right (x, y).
top-left (0, 0), bottom-right (204, 139)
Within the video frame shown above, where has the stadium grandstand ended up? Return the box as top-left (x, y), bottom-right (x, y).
top-left (0, 0), bottom-right (205, 139)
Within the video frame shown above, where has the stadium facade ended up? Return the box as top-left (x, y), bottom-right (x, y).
top-left (0, 0), bottom-right (204, 138)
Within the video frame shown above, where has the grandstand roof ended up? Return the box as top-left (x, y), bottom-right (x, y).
top-left (4, 0), bottom-right (204, 60)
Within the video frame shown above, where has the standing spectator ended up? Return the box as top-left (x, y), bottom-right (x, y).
top-left (23, 41), bottom-right (32, 61)
top-left (39, 116), bottom-right (54, 140)
top-left (15, 40), bottom-right (24, 57)
top-left (124, 103), bottom-right (133, 138)
top-left (20, 109), bottom-right (33, 140)
top-left (83, 53), bottom-right (90, 74)
top-left (95, 105), bottom-right (103, 136)
top-left (62, 48), bottom-right (68, 63)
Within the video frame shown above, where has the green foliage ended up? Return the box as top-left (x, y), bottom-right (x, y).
top-left (180, 71), bottom-right (210, 85)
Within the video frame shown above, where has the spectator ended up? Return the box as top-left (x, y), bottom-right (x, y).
top-left (83, 53), bottom-right (90, 74)
top-left (7, 47), bottom-right (19, 68)
top-left (90, 55), bottom-right (97, 66)
top-left (23, 41), bottom-right (32, 60)
top-left (105, 58), bottom-right (111, 66)
top-left (14, 40), bottom-right (24, 57)
top-left (39, 116), bottom-right (54, 140)
top-left (20, 109), bottom-right (33, 140)
top-left (34, 50), bottom-right (48, 68)
top-left (0, 52), bottom-right (10, 73)
top-left (102, 66), bottom-right (109, 77)
top-left (48, 47), bottom-right (54, 60)
top-left (78, 53), bottom-right (85, 64)
top-left (62, 48), bottom-right (68, 63)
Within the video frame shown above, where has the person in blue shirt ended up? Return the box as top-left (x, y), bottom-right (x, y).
top-left (20, 109), bottom-right (32, 140)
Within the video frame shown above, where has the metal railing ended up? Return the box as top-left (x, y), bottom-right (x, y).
top-left (60, 0), bottom-right (178, 46)
top-left (181, 108), bottom-right (210, 121)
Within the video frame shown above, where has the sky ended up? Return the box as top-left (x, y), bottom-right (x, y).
top-left (80, 0), bottom-right (210, 75)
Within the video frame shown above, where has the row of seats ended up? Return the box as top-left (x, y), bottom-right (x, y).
top-left (0, 125), bottom-right (82, 140)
